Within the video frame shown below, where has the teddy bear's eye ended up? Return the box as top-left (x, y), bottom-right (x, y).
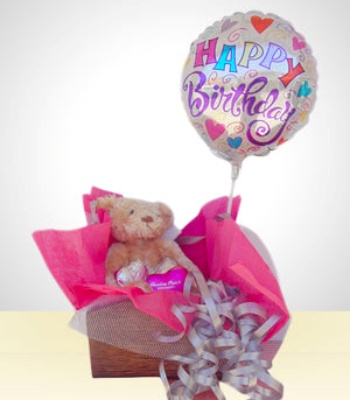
top-left (129, 209), bottom-right (135, 216)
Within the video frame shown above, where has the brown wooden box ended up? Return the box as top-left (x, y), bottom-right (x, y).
top-left (86, 300), bottom-right (192, 379)
top-left (87, 337), bottom-right (218, 399)
top-left (88, 337), bottom-right (180, 378)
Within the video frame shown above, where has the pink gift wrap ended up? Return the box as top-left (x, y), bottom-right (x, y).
top-left (33, 187), bottom-right (289, 338)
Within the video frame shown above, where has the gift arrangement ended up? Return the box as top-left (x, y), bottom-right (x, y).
top-left (33, 10), bottom-right (317, 400)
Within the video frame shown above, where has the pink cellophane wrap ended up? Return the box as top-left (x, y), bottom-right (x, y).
top-left (178, 196), bottom-right (289, 340)
top-left (33, 187), bottom-right (289, 337)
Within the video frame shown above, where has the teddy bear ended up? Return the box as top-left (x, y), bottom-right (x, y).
top-left (96, 195), bottom-right (196, 290)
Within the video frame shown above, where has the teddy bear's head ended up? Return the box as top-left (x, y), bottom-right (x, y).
top-left (96, 196), bottom-right (174, 242)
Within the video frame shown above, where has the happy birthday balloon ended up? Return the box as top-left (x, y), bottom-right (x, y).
top-left (181, 11), bottom-right (317, 167)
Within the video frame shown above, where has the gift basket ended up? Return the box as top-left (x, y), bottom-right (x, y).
top-left (33, 11), bottom-right (317, 400)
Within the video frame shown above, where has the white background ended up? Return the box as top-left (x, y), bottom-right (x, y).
top-left (0, 0), bottom-right (349, 310)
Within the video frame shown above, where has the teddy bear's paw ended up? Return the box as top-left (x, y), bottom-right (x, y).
top-left (105, 274), bottom-right (119, 286)
top-left (156, 257), bottom-right (177, 273)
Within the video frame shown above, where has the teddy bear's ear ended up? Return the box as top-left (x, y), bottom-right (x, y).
top-left (96, 196), bottom-right (120, 212)
top-left (156, 202), bottom-right (174, 225)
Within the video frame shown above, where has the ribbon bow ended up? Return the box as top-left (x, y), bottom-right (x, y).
top-left (157, 274), bottom-right (283, 400)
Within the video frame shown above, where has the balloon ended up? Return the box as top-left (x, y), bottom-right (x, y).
top-left (181, 11), bottom-right (317, 167)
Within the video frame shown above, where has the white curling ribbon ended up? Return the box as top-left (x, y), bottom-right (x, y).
top-left (154, 303), bottom-right (194, 344)
top-left (157, 274), bottom-right (283, 400)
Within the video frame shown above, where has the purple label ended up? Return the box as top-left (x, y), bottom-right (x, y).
top-left (147, 267), bottom-right (188, 292)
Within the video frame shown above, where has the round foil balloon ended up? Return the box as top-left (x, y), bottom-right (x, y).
top-left (181, 11), bottom-right (317, 167)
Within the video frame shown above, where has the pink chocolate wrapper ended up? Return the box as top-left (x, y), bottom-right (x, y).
top-left (147, 267), bottom-right (188, 291)
top-left (33, 187), bottom-right (289, 338)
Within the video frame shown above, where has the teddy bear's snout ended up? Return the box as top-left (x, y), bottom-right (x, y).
top-left (141, 215), bottom-right (154, 224)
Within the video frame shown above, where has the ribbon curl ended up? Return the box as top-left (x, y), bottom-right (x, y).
top-left (157, 275), bottom-right (283, 400)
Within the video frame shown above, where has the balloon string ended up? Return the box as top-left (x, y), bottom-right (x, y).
top-left (226, 163), bottom-right (240, 215)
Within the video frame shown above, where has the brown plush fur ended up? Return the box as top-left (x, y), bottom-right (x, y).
top-left (96, 196), bottom-right (195, 288)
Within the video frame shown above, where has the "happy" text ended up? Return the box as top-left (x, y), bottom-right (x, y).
top-left (194, 38), bottom-right (305, 87)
